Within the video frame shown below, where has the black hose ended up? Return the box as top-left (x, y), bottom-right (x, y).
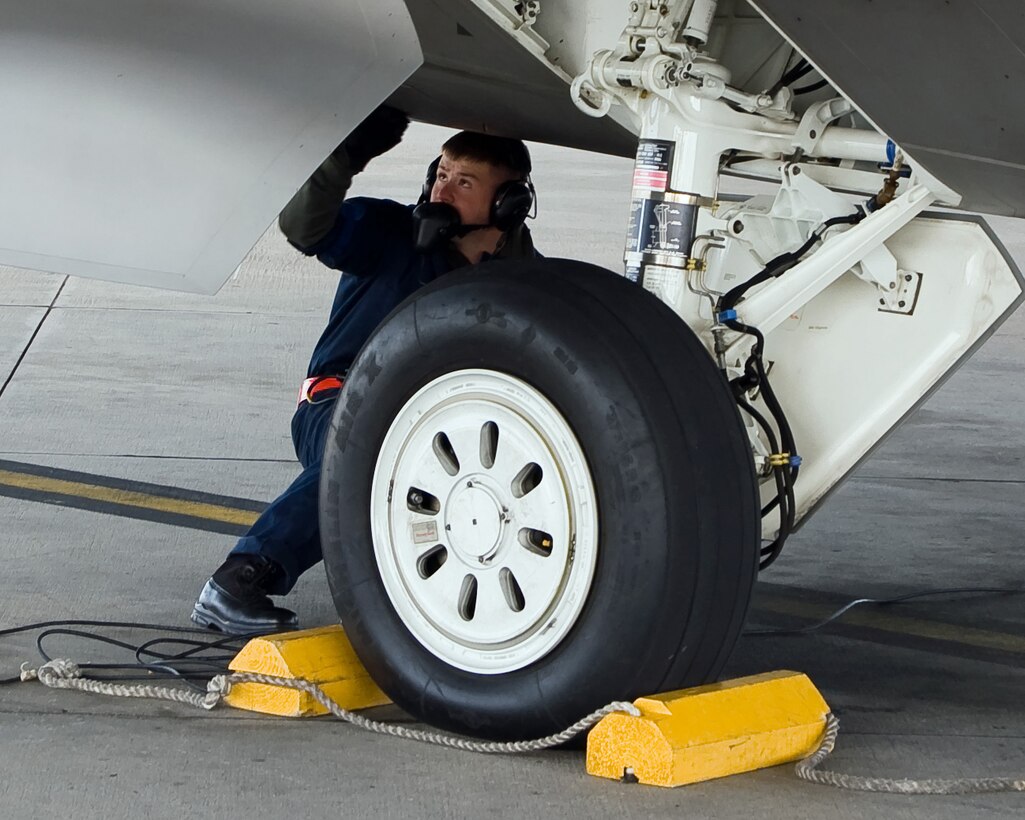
top-left (794, 78), bottom-right (830, 95)
top-left (726, 318), bottom-right (798, 570)
top-left (721, 211), bottom-right (865, 311)
top-left (717, 213), bottom-right (867, 569)
top-left (768, 57), bottom-right (814, 96)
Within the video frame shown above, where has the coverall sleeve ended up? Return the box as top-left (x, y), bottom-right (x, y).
top-left (278, 146), bottom-right (356, 251)
top-left (307, 198), bottom-right (412, 276)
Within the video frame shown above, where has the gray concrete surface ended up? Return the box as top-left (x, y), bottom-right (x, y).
top-left (2, 123), bottom-right (1024, 818)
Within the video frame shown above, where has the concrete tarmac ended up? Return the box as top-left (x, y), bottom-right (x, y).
top-left (1, 123), bottom-right (1024, 818)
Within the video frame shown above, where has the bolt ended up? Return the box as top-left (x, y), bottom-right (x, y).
top-left (732, 220), bottom-right (744, 234)
top-left (905, 273), bottom-right (913, 282)
top-left (659, 4), bottom-right (669, 14)
top-left (757, 94), bottom-right (772, 108)
top-left (656, 26), bottom-right (667, 37)
top-left (409, 491), bottom-right (423, 505)
top-left (889, 281), bottom-right (896, 289)
top-left (791, 166), bottom-right (801, 175)
top-left (629, 1), bottom-right (638, 11)
top-left (898, 300), bottom-right (906, 308)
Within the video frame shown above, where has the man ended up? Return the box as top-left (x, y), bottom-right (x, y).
top-left (191, 106), bottom-right (539, 634)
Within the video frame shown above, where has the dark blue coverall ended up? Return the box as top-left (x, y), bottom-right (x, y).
top-left (230, 195), bottom-right (539, 594)
top-left (229, 197), bottom-right (473, 594)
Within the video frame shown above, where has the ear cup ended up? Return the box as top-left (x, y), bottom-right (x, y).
top-left (419, 156), bottom-right (441, 205)
top-left (490, 180), bottom-right (534, 231)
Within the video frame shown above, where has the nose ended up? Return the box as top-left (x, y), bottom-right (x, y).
top-left (432, 179), bottom-right (454, 204)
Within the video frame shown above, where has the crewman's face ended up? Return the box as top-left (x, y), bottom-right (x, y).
top-left (430, 151), bottom-right (512, 226)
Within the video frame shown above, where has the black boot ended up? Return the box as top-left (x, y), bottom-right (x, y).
top-left (191, 555), bottom-right (298, 635)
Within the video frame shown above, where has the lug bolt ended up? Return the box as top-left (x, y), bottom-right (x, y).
top-left (409, 491), bottom-right (423, 505)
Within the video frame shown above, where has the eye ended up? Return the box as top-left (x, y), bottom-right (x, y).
top-left (458, 178), bottom-right (472, 189)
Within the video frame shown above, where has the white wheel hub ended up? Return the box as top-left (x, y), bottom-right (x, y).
top-left (371, 369), bottom-right (599, 674)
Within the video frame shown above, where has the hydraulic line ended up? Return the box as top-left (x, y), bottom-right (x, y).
top-left (719, 211), bottom-right (866, 568)
top-left (721, 211), bottom-right (866, 311)
top-left (726, 317), bottom-right (797, 569)
top-left (768, 57), bottom-right (813, 96)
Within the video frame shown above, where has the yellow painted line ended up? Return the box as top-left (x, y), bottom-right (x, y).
top-left (3, 460), bottom-right (1020, 659)
top-left (0, 468), bottom-right (259, 527)
top-left (757, 594), bottom-right (1025, 655)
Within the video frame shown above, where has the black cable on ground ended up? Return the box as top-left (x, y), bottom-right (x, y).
top-left (0, 619), bottom-right (255, 687)
top-left (745, 587), bottom-right (1024, 637)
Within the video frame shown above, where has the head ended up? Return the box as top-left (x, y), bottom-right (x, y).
top-left (428, 132), bottom-right (532, 228)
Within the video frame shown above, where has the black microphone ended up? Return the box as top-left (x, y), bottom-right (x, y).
top-left (412, 202), bottom-right (490, 252)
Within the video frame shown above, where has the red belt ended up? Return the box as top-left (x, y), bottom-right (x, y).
top-left (297, 376), bottom-right (344, 407)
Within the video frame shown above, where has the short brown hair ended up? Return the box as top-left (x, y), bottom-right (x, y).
top-left (441, 132), bottom-right (532, 179)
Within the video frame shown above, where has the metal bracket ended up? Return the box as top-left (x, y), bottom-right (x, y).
top-left (732, 181), bottom-right (936, 337)
top-left (515, 0), bottom-right (540, 29)
top-left (792, 98), bottom-right (855, 156)
top-left (877, 269), bottom-right (922, 315)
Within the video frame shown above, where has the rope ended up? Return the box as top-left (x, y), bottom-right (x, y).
top-left (21, 659), bottom-right (229, 709)
top-left (796, 713), bottom-right (1025, 794)
top-left (20, 659), bottom-right (639, 753)
top-left (21, 659), bottom-right (1025, 784)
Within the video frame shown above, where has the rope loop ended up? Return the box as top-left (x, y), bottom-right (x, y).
top-left (37, 658), bottom-right (82, 685)
top-left (202, 675), bottom-right (232, 710)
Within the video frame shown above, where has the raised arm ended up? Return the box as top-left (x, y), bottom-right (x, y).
top-left (278, 105), bottom-right (409, 252)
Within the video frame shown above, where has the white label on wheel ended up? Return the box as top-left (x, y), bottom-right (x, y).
top-left (411, 520), bottom-right (438, 544)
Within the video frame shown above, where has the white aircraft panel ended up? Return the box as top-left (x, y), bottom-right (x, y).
top-left (0, 0), bottom-right (421, 294)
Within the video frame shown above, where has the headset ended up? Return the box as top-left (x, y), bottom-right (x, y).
top-left (418, 155), bottom-right (536, 232)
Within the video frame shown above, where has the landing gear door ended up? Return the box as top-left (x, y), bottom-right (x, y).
top-left (764, 213), bottom-right (1025, 525)
top-left (0, 0), bottom-right (421, 294)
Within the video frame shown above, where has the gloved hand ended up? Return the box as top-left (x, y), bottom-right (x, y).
top-left (279, 105), bottom-right (409, 249)
top-left (341, 105), bottom-right (409, 172)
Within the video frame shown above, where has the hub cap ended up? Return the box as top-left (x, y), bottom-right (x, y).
top-left (371, 369), bottom-right (599, 674)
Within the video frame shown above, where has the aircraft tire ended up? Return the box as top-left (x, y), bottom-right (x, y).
top-left (320, 258), bottom-right (759, 740)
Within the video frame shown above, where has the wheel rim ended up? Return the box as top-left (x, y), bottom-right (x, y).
top-left (371, 369), bottom-right (599, 674)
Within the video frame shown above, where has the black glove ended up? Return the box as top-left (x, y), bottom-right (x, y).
top-left (341, 105), bottom-right (409, 172)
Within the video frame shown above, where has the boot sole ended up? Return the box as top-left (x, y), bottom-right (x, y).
top-left (191, 602), bottom-right (295, 636)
